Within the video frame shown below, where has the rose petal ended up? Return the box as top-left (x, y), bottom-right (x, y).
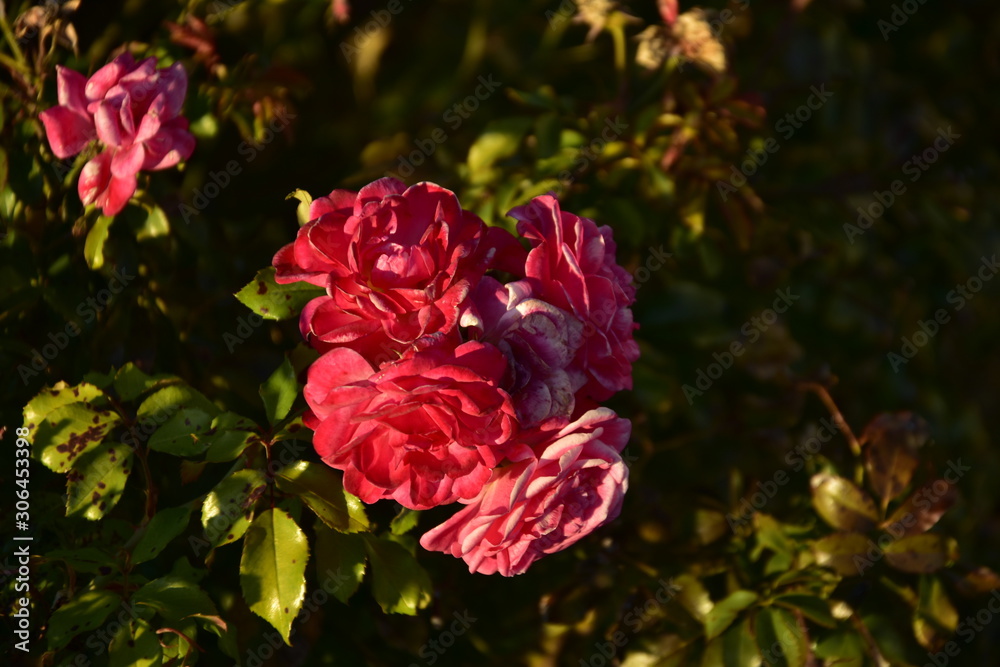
top-left (39, 107), bottom-right (94, 158)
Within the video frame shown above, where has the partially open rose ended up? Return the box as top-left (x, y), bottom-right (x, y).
top-left (419, 408), bottom-right (630, 576)
top-left (508, 195), bottom-right (639, 402)
top-left (39, 53), bottom-right (194, 215)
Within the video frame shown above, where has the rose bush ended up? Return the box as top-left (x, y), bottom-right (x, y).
top-left (419, 408), bottom-right (631, 576)
top-left (280, 182), bottom-right (638, 571)
top-left (39, 53), bottom-right (194, 215)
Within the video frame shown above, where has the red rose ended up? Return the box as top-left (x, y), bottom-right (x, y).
top-left (304, 340), bottom-right (517, 510)
top-left (274, 178), bottom-right (524, 365)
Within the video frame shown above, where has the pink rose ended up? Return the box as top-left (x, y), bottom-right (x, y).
top-left (274, 178), bottom-right (525, 365)
top-left (463, 276), bottom-right (586, 427)
top-left (419, 408), bottom-right (630, 576)
top-left (304, 340), bottom-right (517, 510)
top-left (39, 53), bottom-right (195, 216)
top-left (507, 195), bottom-right (639, 402)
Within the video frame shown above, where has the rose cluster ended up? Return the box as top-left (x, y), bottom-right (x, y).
top-left (40, 53), bottom-right (195, 216)
top-left (274, 177), bottom-right (639, 575)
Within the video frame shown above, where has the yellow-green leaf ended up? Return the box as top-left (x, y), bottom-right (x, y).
top-left (240, 509), bottom-right (309, 644)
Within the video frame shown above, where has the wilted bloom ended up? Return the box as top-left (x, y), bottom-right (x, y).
top-left (507, 195), bottom-right (639, 402)
top-left (419, 408), bottom-right (630, 576)
top-left (304, 340), bottom-right (517, 510)
top-left (274, 178), bottom-right (524, 365)
top-left (39, 53), bottom-right (195, 215)
top-left (463, 276), bottom-right (585, 427)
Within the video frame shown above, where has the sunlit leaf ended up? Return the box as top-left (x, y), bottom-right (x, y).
top-left (810, 474), bottom-right (878, 533)
top-left (240, 509), bottom-right (309, 644)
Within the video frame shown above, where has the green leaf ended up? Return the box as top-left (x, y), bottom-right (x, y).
top-left (133, 576), bottom-right (218, 622)
top-left (754, 606), bottom-right (807, 667)
top-left (36, 402), bottom-right (122, 472)
top-left (390, 508), bottom-right (421, 535)
top-left (272, 414), bottom-right (312, 444)
top-left (47, 588), bottom-right (122, 651)
top-left (202, 469), bottom-right (266, 551)
top-left (85, 215), bottom-right (115, 270)
top-left (45, 547), bottom-right (117, 574)
top-left (260, 357), bottom-right (297, 425)
top-left (884, 534), bottom-right (957, 574)
top-left (362, 535), bottom-right (431, 615)
top-left (203, 412), bottom-right (261, 462)
top-left (811, 532), bottom-right (870, 577)
top-left (810, 473), bottom-right (878, 533)
top-left (23, 381), bottom-right (106, 441)
top-left (235, 266), bottom-right (324, 321)
top-left (914, 575), bottom-right (959, 650)
top-left (315, 526), bottom-right (367, 604)
top-left (148, 408), bottom-right (214, 457)
top-left (240, 508), bottom-right (309, 645)
top-left (702, 616), bottom-right (760, 667)
top-left (467, 116), bottom-right (532, 184)
top-left (133, 506), bottom-right (193, 565)
top-left (286, 189), bottom-right (313, 226)
top-left (137, 384), bottom-right (219, 421)
top-left (113, 363), bottom-right (177, 401)
top-left (108, 617), bottom-right (163, 667)
top-left (814, 629), bottom-right (864, 664)
top-left (674, 573), bottom-right (713, 623)
top-left (66, 441), bottom-right (132, 520)
top-left (136, 203), bottom-right (170, 241)
top-left (705, 590), bottom-right (758, 641)
top-left (275, 461), bottom-right (369, 532)
top-left (772, 595), bottom-right (835, 628)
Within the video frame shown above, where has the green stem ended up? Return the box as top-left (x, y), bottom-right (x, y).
top-left (0, 12), bottom-right (26, 67)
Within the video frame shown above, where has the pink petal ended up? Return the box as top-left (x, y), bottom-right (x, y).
top-left (56, 66), bottom-right (88, 113)
top-left (78, 151), bottom-right (112, 206)
top-left (94, 102), bottom-right (123, 147)
top-left (85, 53), bottom-right (136, 102)
top-left (39, 107), bottom-right (94, 158)
top-left (111, 143), bottom-right (145, 179)
top-left (134, 108), bottom-right (162, 143)
top-left (157, 62), bottom-right (189, 118)
top-left (141, 118), bottom-right (194, 170)
top-left (102, 172), bottom-right (137, 216)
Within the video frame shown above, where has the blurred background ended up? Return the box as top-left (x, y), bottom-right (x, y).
top-left (2, 0), bottom-right (999, 665)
